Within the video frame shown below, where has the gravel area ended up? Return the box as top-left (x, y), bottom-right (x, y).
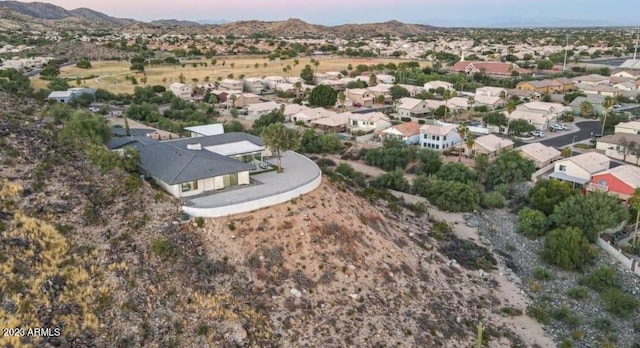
top-left (465, 191), bottom-right (640, 347)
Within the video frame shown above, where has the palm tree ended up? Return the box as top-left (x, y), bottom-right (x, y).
top-left (505, 100), bottom-right (517, 136)
top-left (369, 74), bottom-right (377, 87)
top-left (629, 188), bottom-right (640, 245)
top-left (467, 96), bottom-right (475, 111)
top-left (443, 90), bottom-right (457, 122)
top-left (294, 81), bottom-right (302, 99)
top-left (229, 94), bottom-right (237, 109)
top-left (601, 96), bottom-right (615, 136)
top-left (457, 122), bottom-right (469, 161)
top-left (313, 60), bottom-right (320, 73)
top-left (465, 134), bottom-right (476, 158)
top-left (338, 92), bottom-right (346, 112)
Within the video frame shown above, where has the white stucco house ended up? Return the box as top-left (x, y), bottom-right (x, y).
top-left (549, 152), bottom-right (610, 188)
top-left (348, 112), bottom-right (391, 133)
top-left (419, 123), bottom-right (461, 151)
top-left (246, 101), bottom-right (281, 119)
top-left (424, 80), bottom-right (454, 92)
top-left (380, 122), bottom-right (421, 145)
top-left (243, 77), bottom-right (264, 93)
top-left (615, 121), bottom-right (640, 135)
top-left (219, 79), bottom-right (243, 91)
top-left (396, 97), bottom-right (432, 118)
top-left (126, 133), bottom-right (269, 198)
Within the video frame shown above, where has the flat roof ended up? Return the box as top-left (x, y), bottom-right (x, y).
top-left (205, 140), bottom-right (264, 156)
top-left (549, 172), bottom-right (590, 185)
top-left (184, 123), bottom-right (225, 136)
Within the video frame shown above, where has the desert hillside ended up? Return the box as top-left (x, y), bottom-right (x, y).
top-left (0, 91), bottom-right (545, 346)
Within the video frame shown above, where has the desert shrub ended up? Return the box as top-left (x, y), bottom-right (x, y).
top-left (552, 306), bottom-right (583, 327)
top-left (566, 286), bottom-right (590, 300)
top-left (371, 168), bottom-right (410, 192)
top-left (480, 191), bottom-right (505, 209)
top-left (150, 236), bottom-right (175, 260)
top-left (516, 207), bottom-right (548, 239)
top-left (528, 179), bottom-right (576, 215)
top-left (579, 266), bottom-right (620, 292)
top-left (542, 227), bottom-right (596, 270)
top-left (414, 177), bottom-right (480, 212)
top-left (527, 299), bottom-right (552, 325)
top-left (601, 288), bottom-right (638, 318)
top-left (532, 267), bottom-right (554, 281)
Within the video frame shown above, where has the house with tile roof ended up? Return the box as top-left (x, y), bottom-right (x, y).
top-left (586, 165), bottom-right (640, 202)
top-left (466, 134), bottom-right (514, 157)
top-left (396, 97), bottom-right (433, 118)
top-left (380, 122), bottom-right (422, 145)
top-left (517, 142), bottom-right (562, 168)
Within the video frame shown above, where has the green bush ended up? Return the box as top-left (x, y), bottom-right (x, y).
top-left (552, 306), bottom-right (583, 327)
top-left (542, 227), bottom-right (596, 270)
top-left (436, 162), bottom-right (478, 184)
top-left (527, 299), bottom-right (552, 325)
top-left (414, 178), bottom-right (480, 213)
top-left (532, 267), bottom-right (554, 281)
top-left (528, 179), bottom-right (575, 215)
top-left (516, 207), bottom-right (548, 239)
top-left (481, 191), bottom-right (505, 209)
top-left (150, 236), bottom-right (175, 260)
top-left (601, 288), bottom-right (639, 318)
top-left (579, 266), bottom-right (620, 292)
top-left (566, 286), bottom-right (590, 300)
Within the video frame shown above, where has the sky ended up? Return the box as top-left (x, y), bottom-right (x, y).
top-left (15, 0), bottom-right (640, 27)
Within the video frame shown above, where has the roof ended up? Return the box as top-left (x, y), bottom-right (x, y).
top-left (474, 134), bottom-right (514, 152)
top-left (133, 133), bottom-right (262, 185)
top-left (350, 112), bottom-right (389, 123)
top-left (347, 88), bottom-right (370, 96)
top-left (294, 107), bottom-right (336, 121)
top-left (549, 171), bottom-right (590, 185)
top-left (595, 165), bottom-right (640, 189)
top-left (396, 97), bottom-right (424, 110)
top-left (383, 122), bottom-right (421, 137)
top-left (559, 152), bottom-right (610, 174)
top-left (184, 123), bottom-right (225, 136)
top-left (424, 80), bottom-right (453, 89)
top-left (204, 140), bottom-right (264, 156)
top-left (620, 59), bottom-right (640, 70)
top-left (572, 74), bottom-right (608, 83)
top-left (48, 91), bottom-right (73, 98)
top-left (282, 104), bottom-right (308, 116)
top-left (585, 85), bottom-right (619, 93)
top-left (474, 95), bottom-right (502, 105)
top-left (517, 143), bottom-right (561, 163)
top-left (107, 135), bottom-right (156, 150)
top-left (111, 127), bottom-right (155, 137)
top-left (247, 101), bottom-right (281, 113)
top-left (451, 61), bottom-right (531, 75)
top-left (569, 94), bottom-right (606, 107)
top-left (615, 121), bottom-right (640, 132)
top-left (420, 124), bottom-right (458, 136)
top-left (311, 112), bottom-right (350, 127)
top-left (598, 133), bottom-right (640, 145)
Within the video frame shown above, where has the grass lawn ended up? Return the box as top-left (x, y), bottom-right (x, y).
top-left (31, 56), bottom-right (431, 94)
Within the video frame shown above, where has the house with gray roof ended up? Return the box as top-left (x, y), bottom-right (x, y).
top-left (121, 133), bottom-right (268, 198)
top-left (47, 87), bottom-right (96, 103)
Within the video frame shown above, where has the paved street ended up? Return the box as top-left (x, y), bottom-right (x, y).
top-left (539, 120), bottom-right (601, 148)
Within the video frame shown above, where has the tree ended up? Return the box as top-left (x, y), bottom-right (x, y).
top-left (517, 208), bottom-right (549, 239)
top-left (628, 188), bottom-right (640, 245)
top-left (299, 129), bottom-right (343, 154)
top-left (508, 119), bottom-right (536, 136)
top-left (300, 64), bottom-right (314, 84)
top-left (482, 112), bottom-right (508, 127)
top-left (371, 168), bottom-right (410, 192)
top-left (261, 123), bottom-right (300, 173)
top-left (229, 94), bottom-right (238, 109)
top-left (414, 178), bottom-right (480, 212)
top-left (76, 59), bottom-right (92, 69)
top-left (442, 90), bottom-right (457, 122)
top-left (369, 74), bottom-right (377, 86)
top-left (601, 96), bottom-right (615, 135)
top-left (251, 109), bottom-right (285, 136)
top-left (543, 227), bottom-right (597, 270)
top-left (485, 151), bottom-right (536, 189)
top-left (579, 100), bottom-right (594, 117)
top-left (58, 111), bottom-right (112, 149)
top-left (47, 77), bottom-right (70, 91)
top-left (550, 192), bottom-right (629, 243)
top-left (537, 59), bottom-right (554, 70)
top-left (465, 134), bottom-right (476, 158)
top-left (528, 179), bottom-right (575, 215)
top-left (505, 100), bottom-right (517, 135)
top-left (338, 92), bottom-right (346, 111)
top-left (457, 123), bottom-right (470, 161)
top-left (40, 64), bottom-right (60, 78)
top-left (308, 85), bottom-right (337, 107)
top-left (130, 62), bottom-right (145, 73)
top-left (436, 162), bottom-right (478, 184)
top-left (415, 149), bottom-right (442, 175)
top-left (474, 154), bottom-right (489, 183)
top-left (390, 85), bottom-right (410, 100)
top-left (224, 120), bottom-right (244, 133)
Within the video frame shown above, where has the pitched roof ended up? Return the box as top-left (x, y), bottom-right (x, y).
top-left (517, 143), bottom-right (561, 163)
top-left (396, 97), bottom-right (424, 110)
top-left (595, 165), bottom-right (640, 189)
top-left (419, 124), bottom-right (458, 136)
top-left (585, 85), bottom-right (619, 93)
top-left (474, 134), bottom-right (514, 152)
top-left (560, 152), bottom-right (610, 174)
top-left (451, 61), bottom-right (530, 75)
top-left (247, 101), bottom-right (281, 113)
top-left (383, 122), bottom-right (421, 137)
top-left (311, 112), bottom-right (350, 127)
top-left (133, 133), bottom-right (262, 185)
top-left (615, 121), bottom-right (640, 132)
top-left (350, 112), bottom-right (389, 123)
top-left (572, 74), bottom-right (608, 83)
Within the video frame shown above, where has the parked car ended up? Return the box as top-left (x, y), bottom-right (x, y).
top-left (613, 104), bottom-right (623, 109)
top-left (551, 123), bottom-right (569, 131)
top-left (531, 130), bottom-right (545, 138)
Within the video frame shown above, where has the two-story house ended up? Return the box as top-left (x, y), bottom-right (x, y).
top-left (170, 83), bottom-right (193, 101)
top-left (346, 89), bottom-right (374, 107)
top-left (550, 152), bottom-right (610, 188)
top-left (243, 77), bottom-right (264, 93)
top-left (380, 122), bottom-right (421, 145)
top-left (586, 165), bottom-right (640, 202)
top-left (420, 123), bottom-right (461, 151)
top-left (396, 97), bottom-right (432, 118)
top-left (263, 76), bottom-right (287, 90)
top-left (219, 79), bottom-right (243, 91)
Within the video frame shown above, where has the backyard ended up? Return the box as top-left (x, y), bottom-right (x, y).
top-left (31, 56), bottom-right (430, 94)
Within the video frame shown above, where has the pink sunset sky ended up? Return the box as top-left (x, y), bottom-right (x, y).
top-left (6, 0), bottom-right (638, 26)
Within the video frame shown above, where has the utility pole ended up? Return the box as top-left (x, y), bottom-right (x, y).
top-left (562, 33), bottom-right (570, 72)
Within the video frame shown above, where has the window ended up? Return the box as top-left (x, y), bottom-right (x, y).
top-left (598, 179), bottom-right (607, 186)
top-left (436, 144), bottom-right (440, 149)
top-left (443, 136), bottom-right (447, 141)
top-left (181, 181), bottom-right (198, 192)
top-left (559, 165), bottom-right (567, 172)
top-left (436, 136), bottom-right (440, 141)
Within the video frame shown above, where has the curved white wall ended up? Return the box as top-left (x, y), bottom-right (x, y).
top-left (182, 174), bottom-right (322, 218)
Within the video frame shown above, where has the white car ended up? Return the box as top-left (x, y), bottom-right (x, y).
top-left (531, 130), bottom-right (545, 138)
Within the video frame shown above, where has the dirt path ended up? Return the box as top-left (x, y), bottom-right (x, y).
top-left (389, 190), bottom-right (556, 348)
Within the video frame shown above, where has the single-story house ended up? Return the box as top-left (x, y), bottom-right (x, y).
top-left (467, 134), bottom-right (514, 157)
top-left (185, 123), bottom-right (225, 137)
top-left (246, 101), bottom-right (281, 119)
top-left (420, 123), bottom-right (461, 151)
top-left (476, 86), bottom-right (507, 98)
top-left (596, 133), bottom-right (640, 165)
top-left (586, 165), bottom-right (640, 202)
top-left (584, 85), bottom-right (619, 97)
top-left (614, 121), bottom-right (640, 135)
top-left (380, 122), bottom-right (422, 145)
top-left (310, 112), bottom-right (350, 133)
top-left (611, 70), bottom-right (640, 79)
top-left (397, 84), bottom-right (425, 97)
top-left (516, 78), bottom-right (574, 94)
top-left (282, 104), bottom-right (309, 121)
top-left (47, 87), bottom-right (96, 104)
top-left (367, 85), bottom-right (392, 103)
top-left (550, 152), bottom-right (610, 188)
top-left (292, 107), bottom-right (336, 124)
top-left (396, 97), bottom-right (432, 118)
top-left (517, 142), bottom-right (562, 168)
top-left (424, 80), bottom-right (454, 92)
top-left (348, 112), bottom-right (391, 133)
top-left (376, 74), bottom-right (396, 84)
top-left (572, 74), bottom-right (609, 87)
top-left (131, 133), bottom-right (268, 198)
top-left (227, 93), bottom-right (261, 108)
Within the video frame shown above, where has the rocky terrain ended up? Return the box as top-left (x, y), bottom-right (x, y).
top-left (0, 91), bottom-right (553, 346)
top-left (0, 2), bottom-right (442, 37)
